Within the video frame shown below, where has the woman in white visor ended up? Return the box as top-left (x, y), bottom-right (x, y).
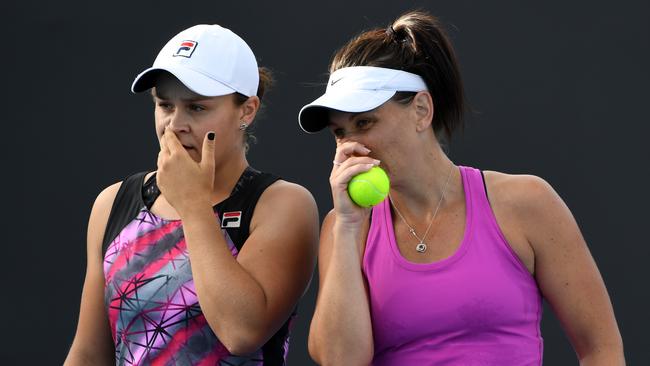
top-left (65, 24), bottom-right (318, 365)
top-left (301, 10), bottom-right (623, 366)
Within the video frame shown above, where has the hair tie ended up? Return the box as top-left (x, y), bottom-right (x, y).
top-left (386, 25), bottom-right (396, 37)
top-left (387, 25), bottom-right (408, 43)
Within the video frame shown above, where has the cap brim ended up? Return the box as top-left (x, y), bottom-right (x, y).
top-left (131, 65), bottom-right (236, 97)
top-left (298, 89), bottom-right (396, 133)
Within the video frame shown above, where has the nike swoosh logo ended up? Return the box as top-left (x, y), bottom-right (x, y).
top-left (330, 77), bottom-right (343, 86)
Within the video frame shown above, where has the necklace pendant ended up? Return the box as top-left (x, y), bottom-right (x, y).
top-left (415, 243), bottom-right (427, 253)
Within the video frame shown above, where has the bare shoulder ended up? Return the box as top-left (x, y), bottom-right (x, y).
top-left (483, 170), bottom-right (578, 249)
top-left (90, 181), bottom-right (123, 228)
top-left (94, 181), bottom-right (123, 209)
top-left (238, 180), bottom-right (319, 291)
top-left (256, 180), bottom-right (317, 211)
top-left (482, 170), bottom-right (565, 274)
top-left (86, 181), bottom-right (124, 259)
top-left (485, 170), bottom-right (579, 239)
top-left (250, 179), bottom-right (318, 230)
top-left (482, 170), bottom-right (559, 214)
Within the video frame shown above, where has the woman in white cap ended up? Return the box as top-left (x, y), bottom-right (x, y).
top-left (65, 24), bottom-right (318, 365)
top-left (302, 11), bottom-right (624, 366)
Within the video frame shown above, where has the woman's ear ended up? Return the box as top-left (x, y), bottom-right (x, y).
top-left (412, 91), bottom-right (434, 132)
top-left (239, 96), bottom-right (261, 125)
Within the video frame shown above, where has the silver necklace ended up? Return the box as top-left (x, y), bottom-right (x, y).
top-left (389, 163), bottom-right (455, 253)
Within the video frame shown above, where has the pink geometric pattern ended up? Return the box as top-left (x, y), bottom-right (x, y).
top-left (104, 208), bottom-right (264, 365)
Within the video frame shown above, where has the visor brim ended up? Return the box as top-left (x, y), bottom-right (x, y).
top-left (131, 65), bottom-right (236, 97)
top-left (298, 89), bottom-right (396, 133)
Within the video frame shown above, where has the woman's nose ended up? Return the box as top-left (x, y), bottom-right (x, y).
top-left (167, 110), bottom-right (189, 132)
top-left (338, 135), bottom-right (362, 146)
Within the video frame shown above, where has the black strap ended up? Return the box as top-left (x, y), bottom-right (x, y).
top-left (480, 170), bottom-right (490, 203)
top-left (101, 172), bottom-right (148, 255)
top-left (216, 170), bottom-right (279, 251)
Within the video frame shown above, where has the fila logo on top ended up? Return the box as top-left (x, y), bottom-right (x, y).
top-left (174, 40), bottom-right (198, 58)
top-left (221, 211), bottom-right (242, 228)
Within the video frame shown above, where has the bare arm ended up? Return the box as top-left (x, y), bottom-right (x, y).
top-left (308, 210), bottom-right (374, 366)
top-left (308, 141), bottom-right (380, 366)
top-left (511, 175), bottom-right (624, 365)
top-left (180, 181), bottom-right (319, 355)
top-left (64, 183), bottom-right (119, 365)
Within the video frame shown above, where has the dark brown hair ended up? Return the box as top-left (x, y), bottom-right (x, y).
top-left (330, 10), bottom-right (464, 141)
top-left (234, 66), bottom-right (274, 152)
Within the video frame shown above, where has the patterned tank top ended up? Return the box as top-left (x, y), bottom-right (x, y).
top-left (102, 167), bottom-right (293, 365)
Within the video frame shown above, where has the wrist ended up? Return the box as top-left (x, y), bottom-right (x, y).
top-left (333, 219), bottom-right (365, 238)
top-left (177, 201), bottom-right (214, 220)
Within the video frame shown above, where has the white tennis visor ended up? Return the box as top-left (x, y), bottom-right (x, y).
top-left (298, 66), bottom-right (428, 133)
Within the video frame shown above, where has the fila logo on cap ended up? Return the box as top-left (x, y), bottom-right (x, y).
top-left (221, 211), bottom-right (242, 228)
top-left (174, 40), bottom-right (198, 58)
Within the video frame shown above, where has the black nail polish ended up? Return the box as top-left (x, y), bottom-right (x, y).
top-left (208, 132), bottom-right (215, 141)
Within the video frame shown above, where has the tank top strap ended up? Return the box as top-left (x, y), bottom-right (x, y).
top-left (365, 197), bottom-right (390, 260)
top-left (459, 165), bottom-right (492, 243)
top-left (459, 166), bottom-right (492, 220)
top-left (460, 166), bottom-right (533, 276)
top-left (102, 171), bottom-right (149, 256)
top-left (459, 165), bottom-right (501, 232)
top-left (215, 167), bottom-right (279, 251)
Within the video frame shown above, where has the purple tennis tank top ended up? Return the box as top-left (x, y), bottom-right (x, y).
top-left (363, 166), bottom-right (543, 365)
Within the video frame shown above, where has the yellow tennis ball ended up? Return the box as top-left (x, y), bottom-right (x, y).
top-left (347, 166), bottom-right (390, 208)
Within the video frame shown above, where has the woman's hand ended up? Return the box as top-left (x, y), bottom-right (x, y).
top-left (329, 141), bottom-right (380, 227)
top-left (157, 126), bottom-right (216, 215)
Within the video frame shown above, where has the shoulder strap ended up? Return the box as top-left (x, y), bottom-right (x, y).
top-left (101, 172), bottom-right (148, 255)
top-left (216, 169), bottom-right (280, 251)
top-left (480, 170), bottom-right (490, 203)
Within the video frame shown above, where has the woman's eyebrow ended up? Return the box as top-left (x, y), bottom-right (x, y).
top-left (151, 91), bottom-right (210, 102)
top-left (351, 112), bottom-right (377, 121)
top-left (181, 96), bottom-right (212, 102)
top-left (328, 111), bottom-right (376, 128)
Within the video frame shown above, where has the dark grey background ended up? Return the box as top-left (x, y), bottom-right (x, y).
top-left (3, 0), bottom-right (648, 364)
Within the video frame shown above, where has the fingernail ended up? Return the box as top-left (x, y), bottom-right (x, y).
top-left (364, 147), bottom-right (371, 153)
top-left (373, 159), bottom-right (381, 165)
top-left (208, 132), bottom-right (215, 141)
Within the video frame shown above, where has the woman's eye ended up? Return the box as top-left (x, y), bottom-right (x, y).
top-left (157, 102), bottom-right (173, 110)
top-left (356, 119), bottom-right (371, 129)
top-left (189, 104), bottom-right (205, 112)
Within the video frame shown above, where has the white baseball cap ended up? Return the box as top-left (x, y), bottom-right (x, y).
top-left (298, 66), bottom-right (428, 133)
top-left (131, 24), bottom-right (259, 97)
